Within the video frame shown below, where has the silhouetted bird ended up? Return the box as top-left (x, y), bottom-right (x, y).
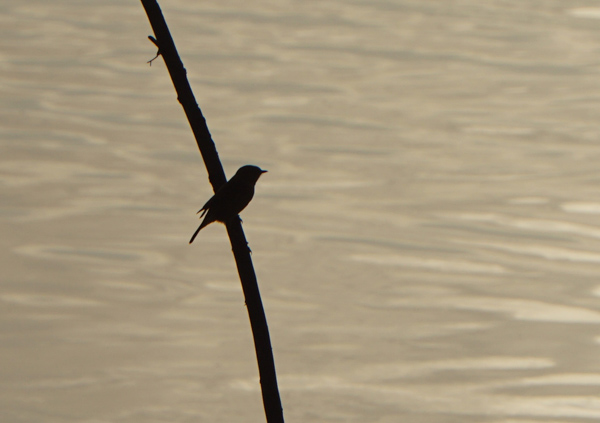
top-left (189, 165), bottom-right (267, 244)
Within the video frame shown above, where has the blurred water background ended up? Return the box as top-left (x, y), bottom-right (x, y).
top-left (3, 1), bottom-right (600, 422)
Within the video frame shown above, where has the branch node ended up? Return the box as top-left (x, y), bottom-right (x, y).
top-left (147, 36), bottom-right (161, 66)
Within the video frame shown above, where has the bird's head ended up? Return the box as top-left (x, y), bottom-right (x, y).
top-left (234, 165), bottom-right (268, 185)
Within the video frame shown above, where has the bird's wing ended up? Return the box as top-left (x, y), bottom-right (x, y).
top-left (196, 178), bottom-right (237, 217)
top-left (197, 195), bottom-right (215, 217)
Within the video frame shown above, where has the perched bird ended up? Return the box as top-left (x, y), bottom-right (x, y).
top-left (189, 165), bottom-right (267, 244)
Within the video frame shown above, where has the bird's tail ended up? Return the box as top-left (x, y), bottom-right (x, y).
top-left (189, 225), bottom-right (201, 244)
top-left (189, 218), bottom-right (210, 244)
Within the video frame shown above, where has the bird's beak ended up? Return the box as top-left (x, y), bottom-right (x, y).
top-left (261, 170), bottom-right (268, 174)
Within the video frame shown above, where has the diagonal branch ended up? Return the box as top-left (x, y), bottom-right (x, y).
top-left (139, 2), bottom-right (284, 422)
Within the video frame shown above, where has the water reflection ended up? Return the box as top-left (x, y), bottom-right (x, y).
top-left (2, 1), bottom-right (600, 422)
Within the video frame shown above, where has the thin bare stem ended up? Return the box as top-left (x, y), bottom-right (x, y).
top-left (139, 2), bottom-right (284, 422)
